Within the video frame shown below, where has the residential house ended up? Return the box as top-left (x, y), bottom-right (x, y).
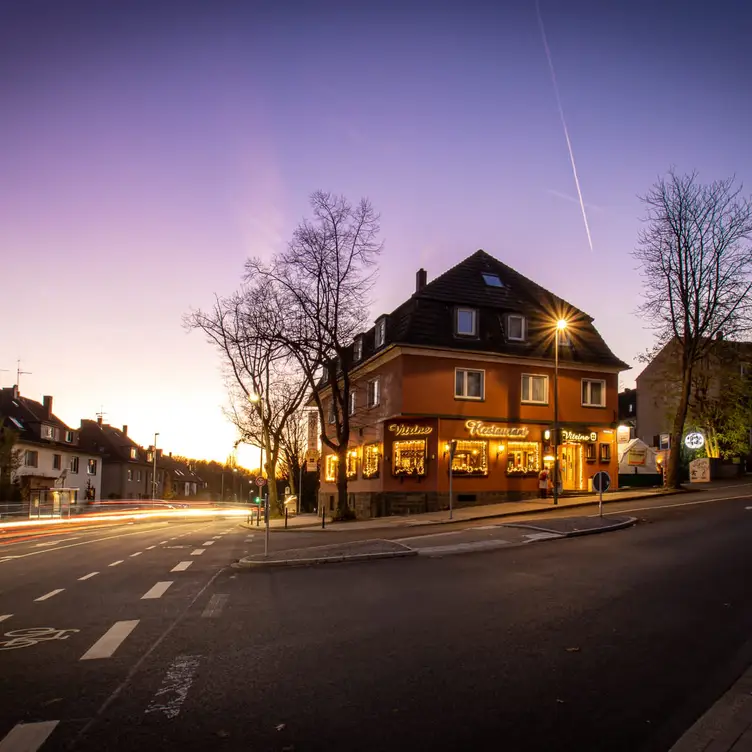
top-left (0, 386), bottom-right (102, 503)
top-left (316, 250), bottom-right (629, 518)
top-left (158, 452), bottom-right (203, 499)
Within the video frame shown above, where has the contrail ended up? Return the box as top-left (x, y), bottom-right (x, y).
top-left (535, 0), bottom-right (594, 252)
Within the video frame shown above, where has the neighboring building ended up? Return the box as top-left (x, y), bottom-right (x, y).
top-left (0, 386), bottom-right (102, 503)
top-left (159, 452), bottom-right (202, 499)
top-left (618, 388), bottom-right (637, 441)
top-left (316, 250), bottom-right (629, 518)
top-left (78, 418), bottom-right (154, 499)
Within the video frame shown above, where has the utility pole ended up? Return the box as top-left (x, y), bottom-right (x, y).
top-left (152, 432), bottom-right (159, 499)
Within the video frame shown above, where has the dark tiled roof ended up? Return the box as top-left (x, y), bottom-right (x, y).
top-left (0, 387), bottom-right (78, 447)
top-left (352, 249), bottom-right (628, 370)
top-left (78, 420), bottom-right (149, 464)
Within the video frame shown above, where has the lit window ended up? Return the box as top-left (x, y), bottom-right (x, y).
top-left (130, 447), bottom-right (138, 460)
top-left (586, 443), bottom-right (597, 461)
top-left (367, 378), bottom-right (381, 408)
top-left (43, 425), bottom-right (55, 439)
top-left (455, 307), bottom-right (477, 337)
top-left (9, 417), bottom-right (23, 430)
top-left (455, 369), bottom-right (484, 400)
top-left (24, 450), bottom-right (38, 467)
top-left (375, 319), bottom-right (386, 348)
top-left (507, 314), bottom-right (526, 342)
top-left (127, 469), bottom-right (133, 481)
top-left (136, 470), bottom-right (142, 482)
top-left (53, 454), bottom-right (62, 470)
top-left (70, 457), bottom-right (79, 474)
top-left (582, 379), bottom-right (606, 407)
top-left (506, 442), bottom-right (540, 475)
top-left (349, 390), bottom-right (356, 416)
top-left (482, 273), bottom-right (503, 287)
top-left (354, 337), bottom-right (363, 362)
top-left (450, 440), bottom-right (488, 476)
top-left (362, 444), bottom-right (380, 479)
top-left (521, 374), bottom-right (548, 404)
top-left (87, 459), bottom-right (98, 476)
top-left (325, 454), bottom-right (338, 482)
top-left (392, 439), bottom-right (427, 477)
top-left (346, 449), bottom-right (358, 478)
top-left (599, 443), bottom-right (611, 462)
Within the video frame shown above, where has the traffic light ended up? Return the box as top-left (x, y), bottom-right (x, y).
top-left (254, 496), bottom-right (261, 504)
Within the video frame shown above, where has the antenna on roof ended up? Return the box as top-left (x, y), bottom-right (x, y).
top-left (96, 406), bottom-right (108, 425)
top-left (16, 360), bottom-right (31, 390)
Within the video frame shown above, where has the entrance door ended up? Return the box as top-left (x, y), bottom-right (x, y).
top-left (561, 445), bottom-right (581, 491)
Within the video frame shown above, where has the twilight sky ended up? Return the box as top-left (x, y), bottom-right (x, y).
top-left (1, 0), bottom-right (750, 466)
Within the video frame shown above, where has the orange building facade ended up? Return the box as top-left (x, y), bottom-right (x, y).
top-left (316, 251), bottom-right (629, 519)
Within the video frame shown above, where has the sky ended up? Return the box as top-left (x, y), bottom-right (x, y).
top-left (1, 0), bottom-right (750, 466)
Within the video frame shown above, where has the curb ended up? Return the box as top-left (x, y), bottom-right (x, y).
top-left (234, 548), bottom-right (418, 569)
top-left (503, 515), bottom-right (637, 538)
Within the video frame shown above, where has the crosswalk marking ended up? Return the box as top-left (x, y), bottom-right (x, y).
top-left (190, 549), bottom-right (205, 556)
top-left (0, 720), bottom-right (60, 751)
top-left (80, 620), bottom-right (139, 660)
top-left (141, 581), bottom-right (173, 600)
top-left (171, 561), bottom-right (193, 572)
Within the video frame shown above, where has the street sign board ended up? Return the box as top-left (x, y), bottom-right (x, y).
top-left (592, 471), bottom-right (611, 493)
top-left (255, 476), bottom-right (267, 487)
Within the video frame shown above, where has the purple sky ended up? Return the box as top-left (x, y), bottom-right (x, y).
top-left (1, 0), bottom-right (750, 465)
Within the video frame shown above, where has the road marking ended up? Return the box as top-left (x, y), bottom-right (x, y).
top-left (78, 572), bottom-right (99, 581)
top-left (80, 620), bottom-right (139, 660)
top-left (417, 540), bottom-right (511, 556)
top-left (0, 615), bottom-right (11, 623)
top-left (109, 560), bottom-right (124, 567)
top-left (522, 532), bottom-right (562, 541)
top-left (141, 581), bottom-right (173, 600)
top-left (145, 654), bottom-right (201, 719)
top-left (212, 535), bottom-right (222, 540)
top-left (190, 549), bottom-right (205, 556)
top-left (159, 540), bottom-right (169, 544)
top-left (146, 545), bottom-right (156, 550)
top-left (201, 594), bottom-right (228, 618)
top-left (34, 589), bottom-right (64, 602)
top-left (130, 552), bottom-right (143, 557)
top-left (0, 720), bottom-right (60, 751)
top-left (171, 561), bottom-right (193, 572)
top-left (202, 541), bottom-right (214, 546)
top-left (746, 506), bottom-right (752, 510)
top-left (607, 493), bottom-right (752, 516)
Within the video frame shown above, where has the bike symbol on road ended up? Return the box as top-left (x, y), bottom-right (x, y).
top-left (0, 627), bottom-right (80, 651)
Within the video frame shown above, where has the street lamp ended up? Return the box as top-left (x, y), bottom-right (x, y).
top-left (553, 318), bottom-right (568, 506)
top-left (249, 392), bottom-right (269, 556)
top-left (152, 432), bottom-right (159, 500)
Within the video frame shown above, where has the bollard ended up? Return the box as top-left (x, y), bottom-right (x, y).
top-left (256, 507), bottom-right (260, 526)
top-left (322, 506), bottom-right (326, 529)
top-left (285, 507), bottom-right (288, 529)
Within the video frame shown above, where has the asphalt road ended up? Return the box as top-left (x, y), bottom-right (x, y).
top-left (0, 487), bottom-right (751, 751)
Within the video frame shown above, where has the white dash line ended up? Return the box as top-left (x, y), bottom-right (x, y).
top-left (80, 619), bottom-right (139, 660)
top-left (130, 552), bottom-right (143, 557)
top-left (0, 614), bottom-right (12, 623)
top-left (109, 560), bottom-right (124, 567)
top-left (34, 588), bottom-right (64, 602)
top-left (146, 545), bottom-right (156, 550)
top-left (171, 561), bottom-right (193, 572)
top-left (78, 572), bottom-right (99, 581)
top-left (201, 594), bottom-right (228, 619)
top-left (0, 720), bottom-right (60, 751)
top-left (201, 541), bottom-right (215, 546)
top-left (141, 581), bottom-right (173, 600)
top-left (190, 549), bottom-right (205, 556)
top-left (159, 540), bottom-right (169, 544)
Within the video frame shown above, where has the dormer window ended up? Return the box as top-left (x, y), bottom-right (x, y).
top-left (455, 307), bottom-right (478, 337)
top-left (482, 273), bottom-right (503, 287)
top-left (42, 425), bottom-right (55, 440)
top-left (65, 430), bottom-right (74, 443)
top-left (354, 336), bottom-right (363, 362)
top-left (130, 447), bottom-right (138, 460)
top-left (375, 318), bottom-right (386, 349)
top-left (506, 314), bottom-right (526, 342)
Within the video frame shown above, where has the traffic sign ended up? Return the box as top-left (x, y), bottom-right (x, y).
top-left (592, 471), bottom-right (611, 494)
top-left (255, 476), bottom-right (267, 487)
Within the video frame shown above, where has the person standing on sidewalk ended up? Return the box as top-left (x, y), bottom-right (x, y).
top-left (538, 467), bottom-right (549, 499)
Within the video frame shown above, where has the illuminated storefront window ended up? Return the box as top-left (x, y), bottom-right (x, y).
top-left (506, 441), bottom-right (541, 475)
top-left (392, 439), bottom-right (427, 476)
top-left (450, 440), bottom-right (488, 475)
top-left (363, 444), bottom-right (380, 479)
top-left (347, 450), bottom-right (358, 479)
top-left (325, 454), bottom-right (338, 482)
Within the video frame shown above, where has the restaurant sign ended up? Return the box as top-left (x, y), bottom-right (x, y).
top-left (388, 424), bottom-right (433, 437)
top-left (561, 429), bottom-right (598, 443)
top-left (464, 420), bottom-right (529, 439)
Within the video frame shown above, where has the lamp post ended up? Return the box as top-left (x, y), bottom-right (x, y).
top-left (152, 432), bottom-right (159, 500)
top-left (250, 392), bottom-right (269, 556)
top-left (553, 319), bottom-right (568, 506)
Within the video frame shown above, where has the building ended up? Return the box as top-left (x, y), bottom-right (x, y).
top-left (159, 452), bottom-right (203, 499)
top-left (78, 418), bottom-right (155, 499)
top-left (0, 386), bottom-right (102, 503)
top-left (316, 250), bottom-right (629, 518)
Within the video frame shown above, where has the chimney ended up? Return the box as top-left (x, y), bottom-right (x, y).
top-left (122, 425), bottom-right (128, 436)
top-left (43, 395), bottom-right (53, 419)
top-left (169, 451), bottom-right (172, 458)
top-left (12, 385), bottom-right (19, 399)
top-left (716, 331), bottom-right (724, 340)
top-left (416, 268), bottom-right (427, 292)
top-left (97, 415), bottom-right (103, 425)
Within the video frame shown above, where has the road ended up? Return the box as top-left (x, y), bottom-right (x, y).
top-left (0, 486), bottom-right (750, 751)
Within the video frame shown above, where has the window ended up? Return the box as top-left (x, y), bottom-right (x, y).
top-left (9, 416), bottom-right (23, 430)
top-left (582, 379), bottom-right (606, 407)
top-left (375, 318), bottom-right (386, 348)
top-left (127, 469), bottom-right (133, 481)
top-left (455, 307), bottom-right (477, 337)
top-left (129, 447), bottom-right (138, 459)
top-left (455, 369), bottom-right (484, 400)
top-left (450, 440), bottom-right (488, 476)
top-left (325, 454), bottom-right (338, 482)
top-left (147, 451), bottom-right (153, 462)
top-left (599, 443), bottom-right (611, 462)
top-left (65, 430), bottom-right (74, 443)
top-left (628, 403), bottom-right (634, 415)
top-left (53, 454), bottom-right (62, 470)
top-left (362, 444), bottom-right (380, 479)
top-left (521, 374), bottom-right (548, 404)
top-left (43, 425), bottom-right (55, 439)
top-left (87, 459), bottom-right (98, 476)
top-left (558, 329), bottom-right (571, 346)
top-left (346, 450), bottom-right (358, 479)
top-left (24, 450), bottom-right (38, 467)
top-left (482, 273), bottom-right (503, 287)
top-left (349, 390), bottom-right (356, 416)
top-left (70, 456), bottom-right (79, 474)
top-left (392, 439), bottom-right (427, 477)
top-left (507, 314), bottom-right (526, 341)
top-left (367, 378), bottom-right (381, 408)
top-left (353, 337), bottom-right (363, 362)
top-left (506, 442), bottom-right (540, 475)
top-left (585, 443), bottom-right (597, 461)
top-left (328, 403), bottom-right (336, 424)
top-left (136, 470), bottom-right (142, 482)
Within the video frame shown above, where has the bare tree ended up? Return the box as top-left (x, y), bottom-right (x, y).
top-left (185, 280), bottom-right (308, 514)
top-left (634, 169), bottom-right (752, 487)
top-left (246, 191), bottom-right (382, 517)
top-left (278, 410), bottom-right (306, 496)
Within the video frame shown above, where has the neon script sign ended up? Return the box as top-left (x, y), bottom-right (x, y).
top-left (464, 421), bottom-right (529, 439)
top-left (388, 424), bottom-right (433, 437)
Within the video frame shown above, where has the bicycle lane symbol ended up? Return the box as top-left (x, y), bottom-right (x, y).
top-left (0, 627), bottom-right (80, 651)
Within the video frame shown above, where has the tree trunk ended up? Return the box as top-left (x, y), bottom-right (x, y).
top-left (667, 368), bottom-right (693, 488)
top-left (336, 445), bottom-right (348, 518)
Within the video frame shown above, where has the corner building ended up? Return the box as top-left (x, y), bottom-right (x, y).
top-left (317, 250), bottom-right (629, 518)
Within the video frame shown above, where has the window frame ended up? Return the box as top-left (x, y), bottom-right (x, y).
top-left (454, 368), bottom-right (485, 401)
top-left (506, 314), bottom-right (527, 342)
top-left (582, 378), bottom-right (607, 407)
top-left (65, 430), bottom-right (74, 443)
top-left (24, 450), bottom-right (38, 468)
top-left (599, 443), bottom-right (612, 462)
top-left (70, 456), bottom-right (80, 474)
top-left (375, 318), bottom-right (386, 349)
top-left (9, 416), bottom-right (23, 430)
top-left (127, 468), bottom-right (133, 481)
top-left (349, 390), bottom-right (357, 416)
top-left (53, 454), bottom-right (62, 470)
top-left (521, 373), bottom-right (549, 405)
top-left (455, 307), bottom-right (478, 338)
top-left (353, 336), bottom-right (363, 362)
top-left (482, 273), bottom-right (503, 288)
top-left (367, 377), bottom-right (381, 408)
